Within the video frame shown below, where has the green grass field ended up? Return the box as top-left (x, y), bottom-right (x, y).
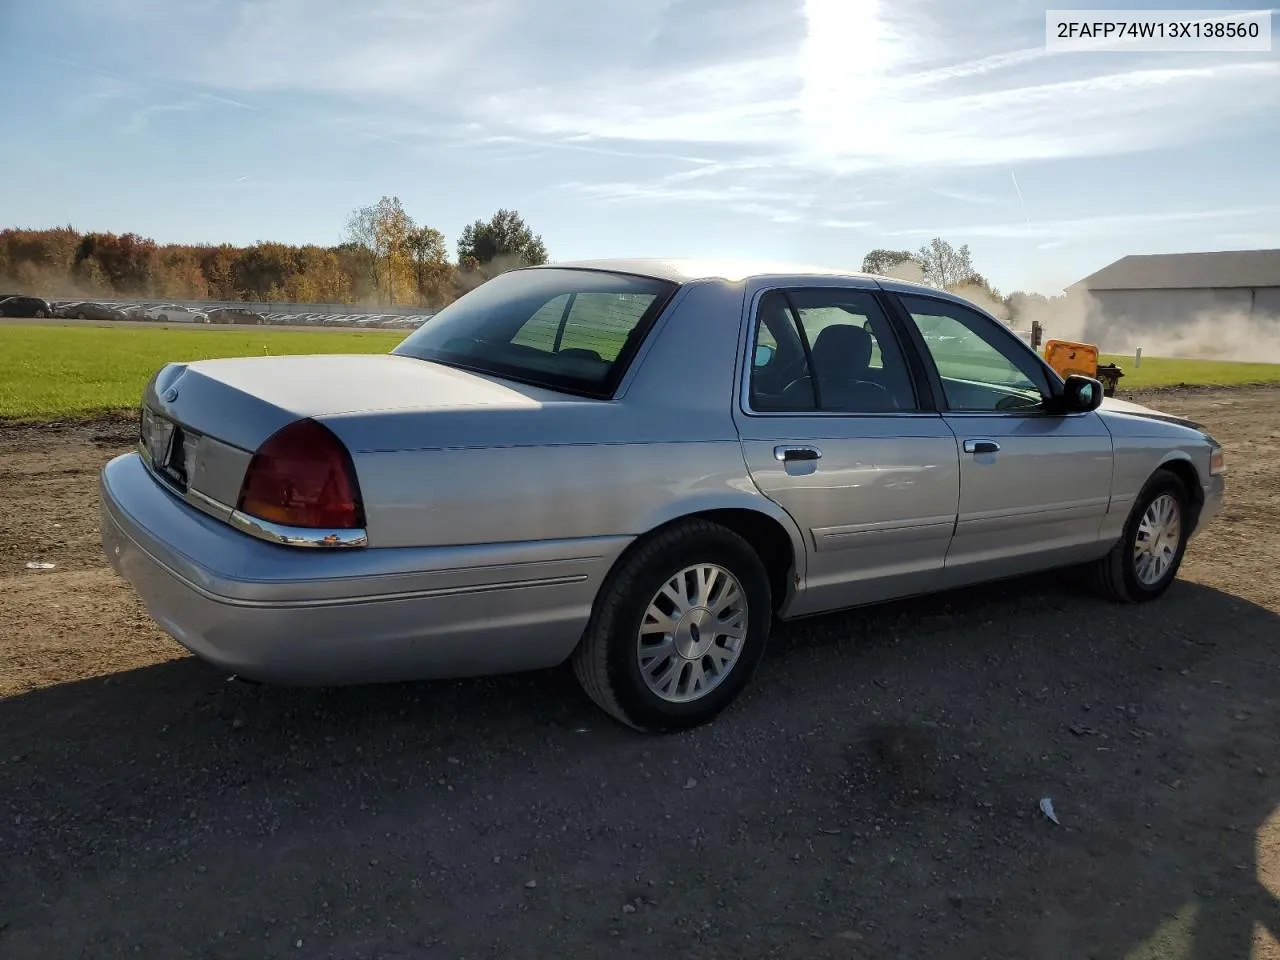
top-left (1098, 353), bottom-right (1280, 390)
top-left (0, 324), bottom-right (406, 420)
top-left (1, 323), bottom-right (1278, 421)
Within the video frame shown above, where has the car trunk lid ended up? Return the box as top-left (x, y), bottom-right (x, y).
top-left (138, 353), bottom-right (574, 518)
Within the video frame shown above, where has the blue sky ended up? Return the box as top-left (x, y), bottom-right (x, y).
top-left (2, 0), bottom-right (1277, 295)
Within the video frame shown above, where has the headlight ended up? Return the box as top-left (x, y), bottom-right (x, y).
top-left (1210, 444), bottom-right (1225, 476)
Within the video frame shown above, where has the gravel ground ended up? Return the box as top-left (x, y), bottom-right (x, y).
top-left (1, 385), bottom-right (1279, 959)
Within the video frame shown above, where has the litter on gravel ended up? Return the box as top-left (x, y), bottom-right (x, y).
top-left (25, 561), bottom-right (56, 570)
top-left (1039, 797), bottom-right (1061, 825)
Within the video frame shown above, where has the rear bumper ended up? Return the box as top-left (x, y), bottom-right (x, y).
top-left (99, 452), bottom-right (627, 684)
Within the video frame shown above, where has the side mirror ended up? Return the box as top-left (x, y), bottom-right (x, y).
top-left (754, 343), bottom-right (776, 366)
top-left (1059, 374), bottom-right (1104, 413)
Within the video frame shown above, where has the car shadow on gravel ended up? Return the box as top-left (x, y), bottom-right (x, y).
top-left (1, 573), bottom-right (1278, 959)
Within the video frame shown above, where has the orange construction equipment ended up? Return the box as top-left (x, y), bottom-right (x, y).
top-left (1043, 338), bottom-right (1099, 379)
top-left (1042, 338), bottom-right (1124, 396)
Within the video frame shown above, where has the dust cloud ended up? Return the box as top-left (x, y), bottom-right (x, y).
top-left (878, 259), bottom-right (1015, 324)
top-left (881, 260), bottom-right (926, 284)
top-left (951, 282), bottom-right (1012, 323)
top-left (1006, 291), bottom-right (1280, 363)
top-left (1085, 307), bottom-right (1280, 363)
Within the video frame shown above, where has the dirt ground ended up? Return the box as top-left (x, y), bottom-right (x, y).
top-left (2, 386), bottom-right (1279, 960)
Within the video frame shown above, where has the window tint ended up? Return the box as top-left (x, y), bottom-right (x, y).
top-left (394, 269), bottom-right (676, 396)
top-left (898, 294), bottom-right (1049, 412)
top-left (750, 288), bottom-right (917, 413)
top-left (511, 292), bottom-right (657, 361)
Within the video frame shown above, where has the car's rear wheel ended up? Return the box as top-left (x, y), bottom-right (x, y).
top-left (573, 519), bottom-right (772, 733)
top-left (1092, 468), bottom-right (1191, 602)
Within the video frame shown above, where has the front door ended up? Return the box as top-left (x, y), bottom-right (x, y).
top-left (891, 292), bottom-right (1115, 589)
top-left (733, 283), bottom-right (961, 617)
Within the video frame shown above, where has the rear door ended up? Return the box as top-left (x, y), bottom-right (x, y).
top-left (732, 281), bottom-right (960, 618)
top-left (887, 290), bottom-right (1114, 588)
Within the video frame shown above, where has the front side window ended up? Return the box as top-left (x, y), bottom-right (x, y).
top-left (749, 288), bottom-right (918, 413)
top-left (393, 268), bottom-right (677, 396)
top-left (898, 294), bottom-right (1051, 412)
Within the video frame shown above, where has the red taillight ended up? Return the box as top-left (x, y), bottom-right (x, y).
top-left (236, 419), bottom-right (365, 529)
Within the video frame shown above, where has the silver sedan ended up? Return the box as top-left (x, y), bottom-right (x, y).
top-left (100, 259), bottom-right (1226, 732)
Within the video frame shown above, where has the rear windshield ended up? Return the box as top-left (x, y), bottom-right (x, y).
top-left (392, 268), bottom-right (679, 397)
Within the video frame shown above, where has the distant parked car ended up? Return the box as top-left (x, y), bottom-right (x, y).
top-left (0, 295), bottom-right (52, 318)
top-left (61, 301), bottom-right (127, 321)
top-left (100, 259), bottom-right (1226, 733)
top-left (142, 304), bottom-right (208, 324)
top-left (206, 307), bottom-right (265, 325)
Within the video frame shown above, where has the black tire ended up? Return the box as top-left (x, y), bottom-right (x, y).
top-left (572, 519), bottom-right (773, 733)
top-left (34, 309), bottom-right (46, 318)
top-left (1092, 468), bottom-right (1191, 603)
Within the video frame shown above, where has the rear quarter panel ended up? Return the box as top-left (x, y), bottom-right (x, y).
top-left (326, 281), bottom-right (808, 569)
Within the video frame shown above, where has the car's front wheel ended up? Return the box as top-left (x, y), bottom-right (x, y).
top-left (573, 519), bottom-right (772, 733)
top-left (1092, 468), bottom-right (1192, 602)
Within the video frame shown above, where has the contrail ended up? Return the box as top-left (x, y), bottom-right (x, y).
top-left (1010, 171), bottom-right (1031, 226)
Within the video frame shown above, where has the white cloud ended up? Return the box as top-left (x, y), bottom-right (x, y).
top-left (1212, 232), bottom-right (1280, 246)
top-left (103, 0), bottom-right (1280, 170)
top-left (818, 218), bottom-right (877, 230)
top-left (123, 100), bottom-right (200, 134)
top-left (931, 188), bottom-right (1003, 204)
top-left (73, 0), bottom-right (1280, 236)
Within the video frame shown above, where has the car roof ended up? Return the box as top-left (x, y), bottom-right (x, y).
top-left (518, 257), bottom-right (1001, 319)
top-left (539, 257), bottom-right (893, 285)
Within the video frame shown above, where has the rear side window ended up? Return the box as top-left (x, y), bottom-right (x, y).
top-left (393, 269), bottom-right (678, 397)
top-left (749, 288), bottom-right (918, 413)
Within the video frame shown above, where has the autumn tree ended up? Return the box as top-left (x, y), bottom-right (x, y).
top-left (333, 242), bottom-right (376, 303)
top-left (405, 226), bottom-right (454, 307)
top-left (342, 196), bottom-right (419, 305)
top-left (232, 242), bottom-right (296, 300)
top-left (201, 245), bottom-right (240, 300)
top-left (343, 201), bottom-right (385, 304)
top-left (914, 238), bottom-right (979, 290)
top-left (2, 211), bottom-right (508, 307)
top-left (291, 246), bottom-right (350, 303)
top-left (152, 247), bottom-right (209, 299)
top-left (456, 209), bottom-right (547, 276)
top-left (73, 232), bottom-right (157, 294)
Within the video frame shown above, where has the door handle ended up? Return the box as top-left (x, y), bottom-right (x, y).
top-left (963, 439), bottom-right (1000, 455)
top-left (774, 444), bottom-right (822, 463)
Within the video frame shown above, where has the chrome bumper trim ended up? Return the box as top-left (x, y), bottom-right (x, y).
top-left (227, 509), bottom-right (369, 548)
top-left (140, 442), bottom-right (367, 549)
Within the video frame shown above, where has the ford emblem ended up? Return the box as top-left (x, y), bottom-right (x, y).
top-left (163, 387), bottom-right (179, 403)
